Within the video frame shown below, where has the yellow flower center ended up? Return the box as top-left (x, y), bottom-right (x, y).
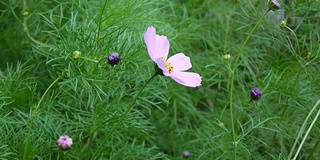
top-left (162, 57), bottom-right (174, 73)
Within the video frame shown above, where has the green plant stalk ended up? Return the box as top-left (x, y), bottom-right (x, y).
top-left (269, 21), bottom-right (304, 159)
top-left (288, 100), bottom-right (320, 159)
top-left (91, 73), bottom-right (158, 159)
top-left (8, 0), bottom-right (44, 45)
top-left (284, 25), bottom-right (301, 56)
top-left (293, 101), bottom-right (320, 159)
top-left (284, 25), bottom-right (304, 89)
top-left (23, 76), bottom-right (61, 160)
top-left (229, 10), bottom-right (269, 159)
top-left (80, 57), bottom-right (99, 63)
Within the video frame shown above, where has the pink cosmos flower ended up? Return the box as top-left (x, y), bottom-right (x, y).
top-left (144, 26), bottom-right (202, 87)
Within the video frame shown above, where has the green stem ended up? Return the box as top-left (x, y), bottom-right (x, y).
top-left (293, 100), bottom-right (320, 159)
top-left (229, 10), bottom-right (269, 160)
top-left (284, 24), bottom-right (303, 88)
top-left (80, 57), bottom-right (99, 63)
top-left (268, 23), bottom-right (303, 159)
top-left (91, 73), bottom-right (158, 159)
top-left (8, 0), bottom-right (44, 45)
top-left (284, 25), bottom-right (301, 57)
top-left (288, 100), bottom-right (320, 159)
top-left (23, 76), bottom-right (61, 160)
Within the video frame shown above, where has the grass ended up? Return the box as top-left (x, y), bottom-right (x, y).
top-left (1, 0), bottom-right (320, 159)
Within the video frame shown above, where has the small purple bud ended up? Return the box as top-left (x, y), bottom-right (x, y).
top-left (183, 151), bottom-right (190, 158)
top-left (251, 87), bottom-right (262, 100)
top-left (108, 52), bottom-right (121, 66)
top-left (269, 0), bottom-right (280, 11)
top-left (57, 135), bottom-right (73, 150)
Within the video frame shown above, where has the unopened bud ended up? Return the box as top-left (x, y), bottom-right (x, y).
top-left (223, 54), bottom-right (231, 60)
top-left (280, 20), bottom-right (287, 28)
top-left (108, 52), bottom-right (121, 66)
top-left (251, 87), bottom-right (262, 100)
top-left (57, 135), bottom-right (73, 150)
top-left (72, 51), bottom-right (81, 60)
top-left (22, 11), bottom-right (29, 16)
top-left (269, 0), bottom-right (281, 11)
top-left (183, 151), bottom-right (190, 158)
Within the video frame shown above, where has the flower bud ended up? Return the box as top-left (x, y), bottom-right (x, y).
top-left (307, 52), bottom-right (312, 59)
top-left (269, 0), bottom-right (281, 11)
top-left (223, 54), bottom-right (231, 60)
top-left (57, 135), bottom-right (73, 150)
top-left (72, 51), bottom-right (81, 60)
top-left (279, 20), bottom-right (287, 28)
top-left (108, 52), bottom-right (121, 66)
top-left (251, 87), bottom-right (262, 100)
top-left (22, 11), bottom-right (29, 17)
top-left (183, 151), bottom-right (190, 158)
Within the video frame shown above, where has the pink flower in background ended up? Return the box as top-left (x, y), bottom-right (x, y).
top-left (57, 135), bottom-right (73, 150)
top-left (144, 26), bottom-right (202, 87)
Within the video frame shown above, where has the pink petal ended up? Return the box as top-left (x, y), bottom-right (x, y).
top-left (144, 26), bottom-right (170, 61)
top-left (167, 53), bottom-right (192, 71)
top-left (144, 27), bottom-right (157, 61)
top-left (155, 35), bottom-right (169, 60)
top-left (155, 58), bottom-right (170, 76)
top-left (170, 71), bottom-right (202, 87)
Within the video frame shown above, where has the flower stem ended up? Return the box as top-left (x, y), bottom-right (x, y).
top-left (288, 100), bottom-right (320, 159)
top-left (268, 22), bottom-right (304, 158)
top-left (8, 0), bottom-right (44, 45)
top-left (283, 24), bottom-right (304, 89)
top-left (284, 25), bottom-right (301, 57)
top-left (91, 73), bottom-right (158, 159)
top-left (23, 76), bottom-right (61, 160)
top-left (80, 57), bottom-right (99, 63)
top-left (229, 10), bottom-right (269, 160)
